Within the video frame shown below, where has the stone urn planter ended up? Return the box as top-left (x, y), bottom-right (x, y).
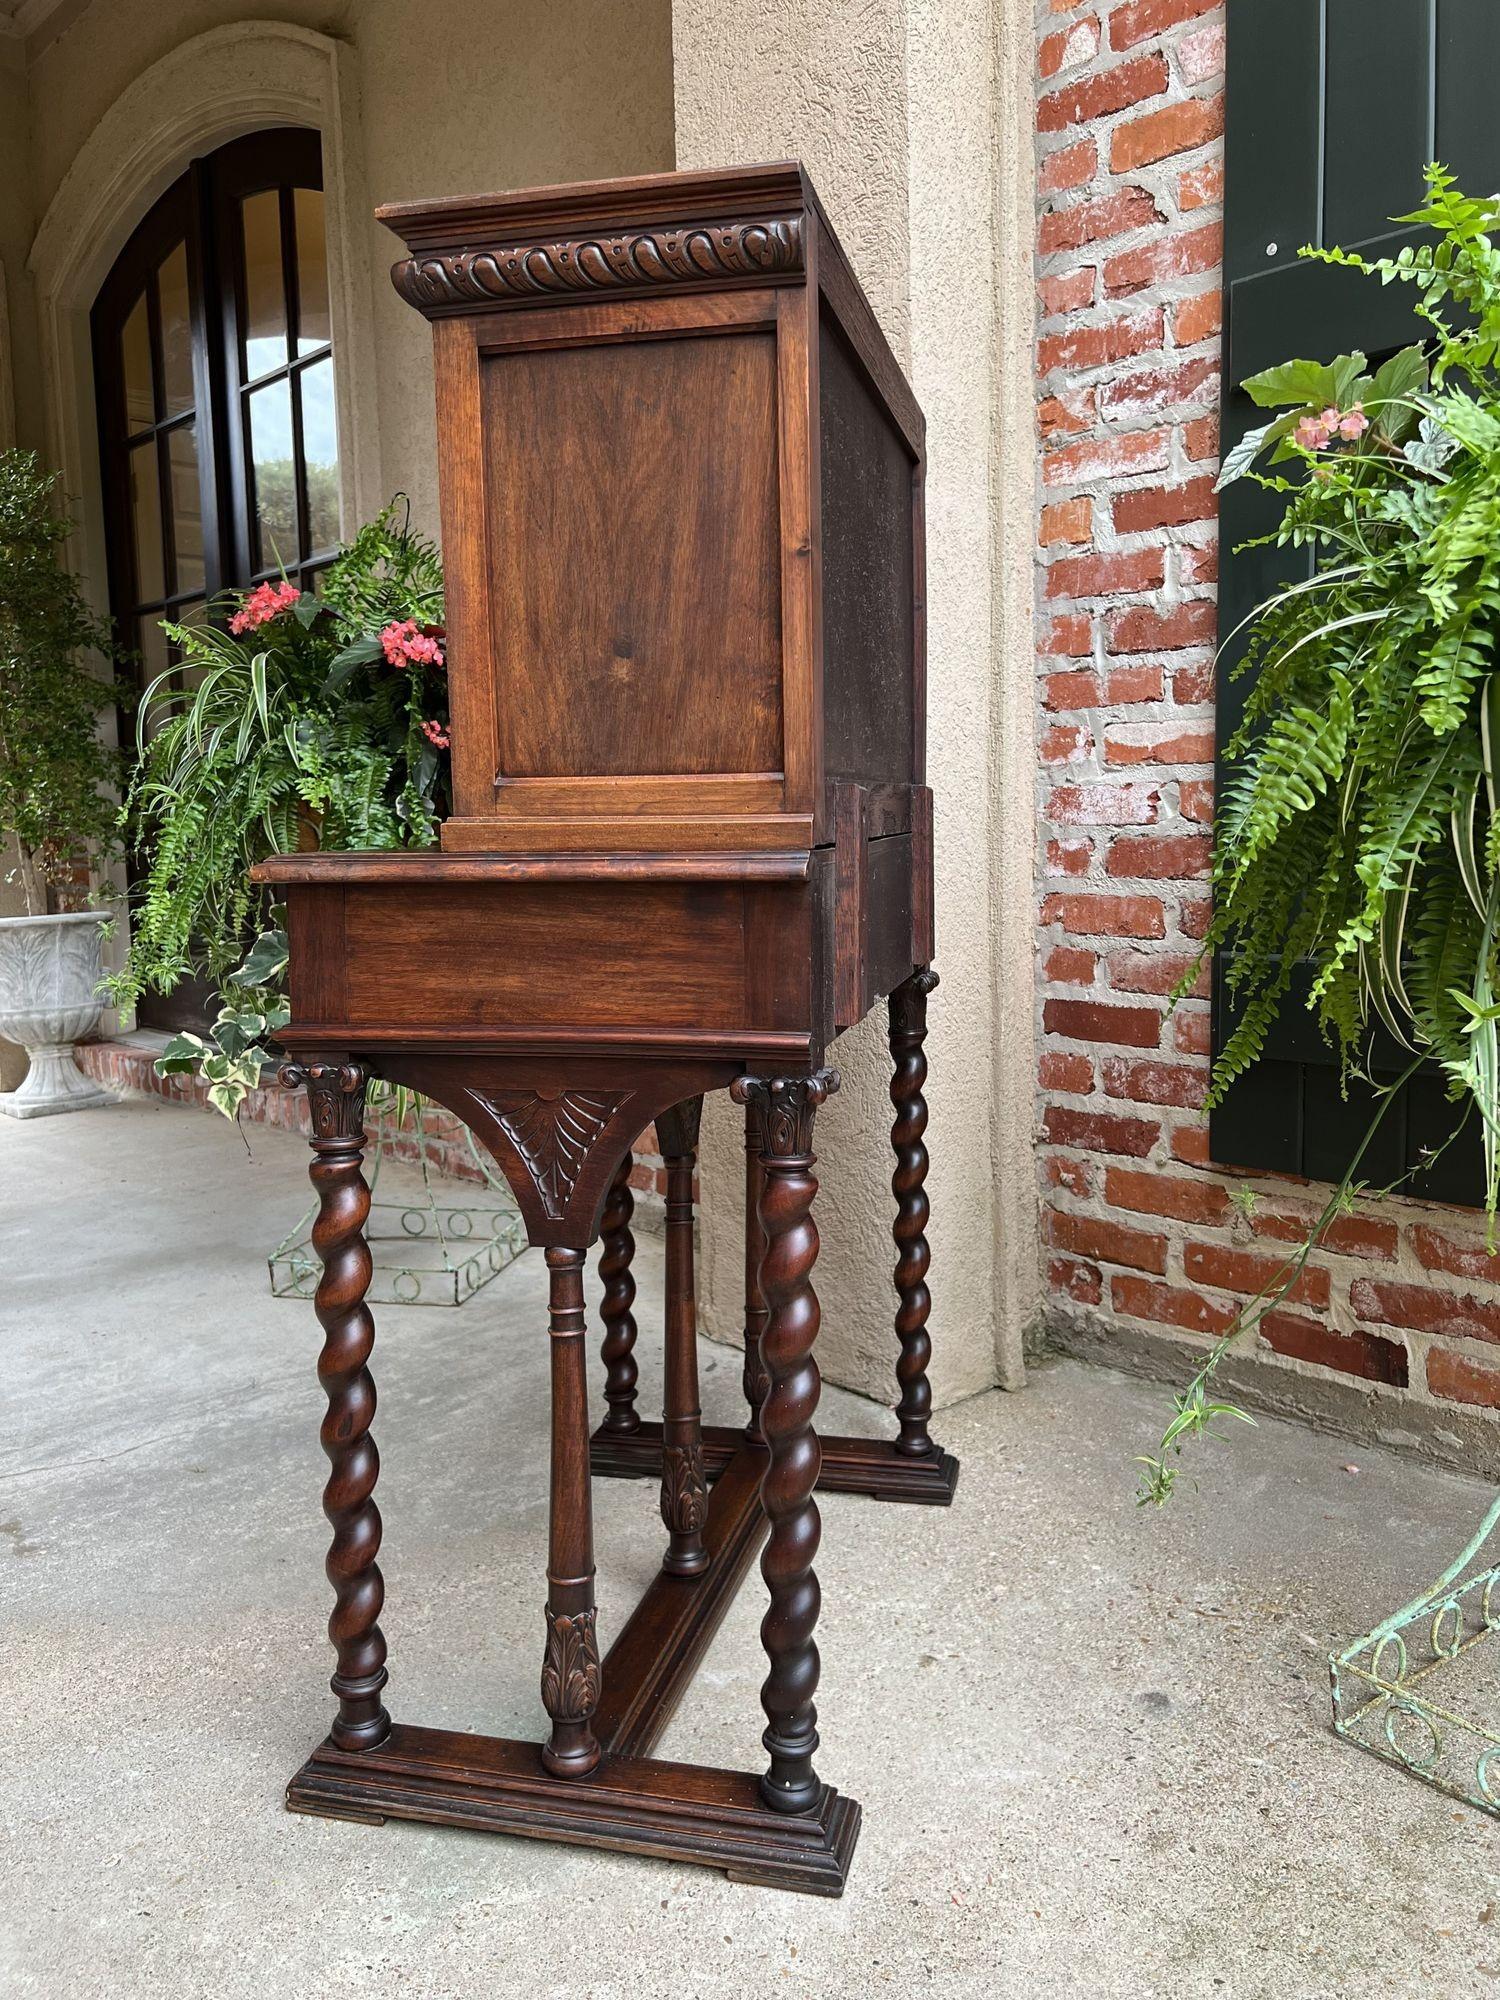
top-left (0, 910), bottom-right (112, 1118)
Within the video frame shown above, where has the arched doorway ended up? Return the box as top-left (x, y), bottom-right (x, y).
top-left (91, 126), bottom-right (339, 1029)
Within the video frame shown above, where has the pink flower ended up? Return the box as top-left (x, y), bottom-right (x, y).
top-left (229, 579), bottom-right (301, 635)
top-left (420, 718), bottom-right (451, 749)
top-left (380, 618), bottom-right (446, 671)
top-left (1295, 413), bottom-right (1330, 451)
top-left (1296, 402), bottom-right (1369, 454)
top-left (1338, 402), bottom-right (1369, 440)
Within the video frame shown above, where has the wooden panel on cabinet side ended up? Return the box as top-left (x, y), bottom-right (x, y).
top-left (818, 309), bottom-right (917, 792)
top-left (831, 782), bottom-right (868, 1030)
top-left (300, 881), bottom-right (814, 1038)
top-left (911, 784), bottom-right (935, 966)
top-left (439, 813), bottom-right (814, 855)
top-left (284, 885), bottom-right (347, 1024)
top-left (809, 845), bottom-right (836, 1055)
top-left (256, 850), bottom-right (812, 885)
top-left (481, 330), bottom-right (782, 784)
top-left (774, 285), bottom-right (820, 827)
top-left (809, 208), bottom-right (924, 459)
top-left (865, 832), bottom-right (916, 1007)
top-left (431, 320), bottom-right (496, 823)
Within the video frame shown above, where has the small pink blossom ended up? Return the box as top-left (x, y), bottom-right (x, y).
top-left (420, 718), bottom-right (451, 749)
top-left (1296, 402), bottom-right (1368, 453)
top-left (1338, 402), bottom-right (1369, 440)
top-left (1295, 411), bottom-right (1333, 451)
top-left (229, 579), bottom-right (301, 635)
top-left (380, 618), bottom-right (446, 671)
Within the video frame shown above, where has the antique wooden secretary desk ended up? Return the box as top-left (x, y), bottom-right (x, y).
top-left (258, 163), bottom-right (957, 1897)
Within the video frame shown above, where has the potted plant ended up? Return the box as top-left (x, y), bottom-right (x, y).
top-left (0, 450), bottom-right (127, 1117)
top-left (111, 499), bottom-right (449, 1116)
top-left (1142, 168), bottom-right (1500, 1500)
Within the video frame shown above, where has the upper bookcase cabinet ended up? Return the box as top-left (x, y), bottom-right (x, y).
top-left (378, 163), bottom-right (926, 859)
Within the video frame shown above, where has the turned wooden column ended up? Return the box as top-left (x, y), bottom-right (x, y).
top-left (731, 1069), bottom-right (838, 1814)
top-left (656, 1098), bottom-right (708, 1576)
top-left (540, 1247), bottom-right (602, 1779)
top-left (889, 969), bottom-right (939, 1457)
top-left (741, 1092), bottom-right (772, 1443)
top-left (597, 1154), bottom-right (640, 1436)
top-left (283, 1059), bottom-right (390, 1753)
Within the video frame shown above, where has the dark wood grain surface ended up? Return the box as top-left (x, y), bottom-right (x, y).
top-left (483, 332), bottom-right (782, 782)
top-left (268, 163), bottom-right (949, 1900)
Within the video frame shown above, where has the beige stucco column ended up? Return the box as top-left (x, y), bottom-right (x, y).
top-left (672, 0), bottom-right (1039, 1404)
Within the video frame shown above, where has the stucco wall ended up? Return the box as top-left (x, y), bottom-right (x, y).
top-left (672, 0), bottom-right (1040, 1410)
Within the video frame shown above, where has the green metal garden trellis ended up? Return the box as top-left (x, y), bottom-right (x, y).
top-left (1332, 1492), bottom-right (1500, 1816)
top-left (269, 1091), bottom-right (527, 1306)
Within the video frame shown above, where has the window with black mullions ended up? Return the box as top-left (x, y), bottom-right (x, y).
top-left (217, 137), bottom-right (340, 586)
top-left (91, 126), bottom-right (338, 1030)
top-left (92, 172), bottom-right (214, 712)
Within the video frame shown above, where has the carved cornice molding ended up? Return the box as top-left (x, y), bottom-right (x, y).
top-left (390, 215), bottom-right (804, 315)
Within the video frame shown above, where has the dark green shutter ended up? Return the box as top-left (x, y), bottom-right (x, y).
top-left (1212, 0), bottom-right (1500, 1201)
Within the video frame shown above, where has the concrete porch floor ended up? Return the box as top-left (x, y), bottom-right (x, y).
top-left (5, 1098), bottom-right (1500, 1998)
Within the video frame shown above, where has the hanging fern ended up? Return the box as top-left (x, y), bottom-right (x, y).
top-left (1143, 169), bottom-right (1500, 1502)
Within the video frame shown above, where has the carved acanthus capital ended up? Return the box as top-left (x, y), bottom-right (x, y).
top-left (540, 1606), bottom-right (601, 1722)
top-left (660, 1441), bottom-right (710, 1539)
top-left (391, 215), bottom-right (804, 314)
top-left (889, 968), bottom-right (939, 1040)
top-left (279, 1061), bottom-right (368, 1143)
top-left (731, 1070), bottom-right (840, 1160)
top-left (654, 1093), bottom-right (703, 1160)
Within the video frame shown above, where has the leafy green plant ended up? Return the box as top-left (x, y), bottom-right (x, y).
top-left (111, 499), bottom-right (448, 1116)
top-left (1143, 168), bottom-right (1500, 1500)
top-left (0, 450), bottom-right (127, 914)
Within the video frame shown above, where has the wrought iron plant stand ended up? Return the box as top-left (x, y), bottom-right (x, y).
top-left (258, 163), bottom-right (957, 1897)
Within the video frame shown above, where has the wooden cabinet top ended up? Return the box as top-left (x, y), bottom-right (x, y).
top-left (378, 165), bottom-right (927, 863)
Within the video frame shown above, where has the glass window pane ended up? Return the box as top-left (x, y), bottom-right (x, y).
top-left (167, 422), bottom-right (205, 594)
top-left (129, 438), bottom-right (164, 603)
top-left (121, 291), bottom-right (154, 431)
top-left (293, 188), bottom-right (330, 355)
top-left (241, 189), bottom-right (287, 379)
top-left (299, 356), bottom-right (339, 554)
top-left (247, 376), bottom-right (296, 571)
top-left (157, 241), bottom-right (194, 419)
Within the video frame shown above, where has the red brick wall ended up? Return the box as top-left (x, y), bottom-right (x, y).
top-left (1034, 0), bottom-right (1500, 1420)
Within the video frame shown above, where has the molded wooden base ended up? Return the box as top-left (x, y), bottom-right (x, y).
top-left (591, 1421), bottom-right (960, 1505)
top-left (287, 1726), bottom-right (860, 1896)
top-left (595, 1444), bottom-right (768, 1759)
